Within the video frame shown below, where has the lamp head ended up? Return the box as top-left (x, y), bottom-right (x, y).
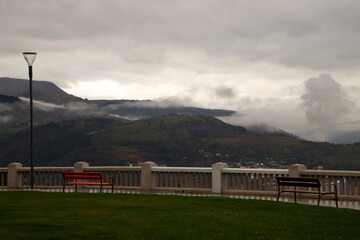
top-left (23, 52), bottom-right (37, 66)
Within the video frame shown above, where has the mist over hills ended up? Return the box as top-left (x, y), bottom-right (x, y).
top-left (0, 77), bottom-right (235, 125)
top-left (0, 115), bottom-right (359, 170)
top-left (0, 76), bottom-right (359, 170)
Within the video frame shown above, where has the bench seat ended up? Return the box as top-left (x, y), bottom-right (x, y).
top-left (276, 176), bottom-right (338, 208)
top-left (63, 172), bottom-right (114, 193)
top-left (66, 182), bottom-right (113, 186)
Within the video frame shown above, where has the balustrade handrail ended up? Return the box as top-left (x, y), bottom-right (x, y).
top-left (152, 167), bottom-right (212, 173)
top-left (84, 166), bottom-right (141, 171)
top-left (17, 167), bottom-right (73, 172)
top-left (223, 168), bottom-right (289, 174)
top-left (301, 170), bottom-right (360, 177)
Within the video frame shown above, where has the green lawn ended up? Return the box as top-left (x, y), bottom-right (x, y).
top-left (0, 192), bottom-right (359, 240)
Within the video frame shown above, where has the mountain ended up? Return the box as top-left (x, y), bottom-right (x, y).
top-left (0, 77), bottom-right (235, 125)
top-left (1, 115), bottom-right (359, 170)
top-left (0, 94), bottom-right (21, 104)
top-left (0, 77), bottom-right (83, 104)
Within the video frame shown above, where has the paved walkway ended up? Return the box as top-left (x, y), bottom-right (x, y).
top-left (3, 188), bottom-right (359, 210)
top-left (226, 194), bottom-right (359, 210)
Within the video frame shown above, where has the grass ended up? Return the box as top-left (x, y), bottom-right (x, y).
top-left (0, 192), bottom-right (359, 240)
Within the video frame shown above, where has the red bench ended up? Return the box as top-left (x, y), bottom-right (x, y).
top-left (62, 172), bottom-right (114, 193)
top-left (276, 176), bottom-right (338, 208)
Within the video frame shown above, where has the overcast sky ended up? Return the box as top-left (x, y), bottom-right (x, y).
top-left (1, 0), bottom-right (360, 141)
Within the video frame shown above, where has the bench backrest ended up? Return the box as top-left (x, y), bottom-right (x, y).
top-left (63, 172), bottom-right (103, 181)
top-left (276, 177), bottom-right (321, 188)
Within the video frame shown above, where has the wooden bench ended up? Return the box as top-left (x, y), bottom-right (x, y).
top-left (276, 176), bottom-right (338, 208)
top-left (62, 172), bottom-right (114, 193)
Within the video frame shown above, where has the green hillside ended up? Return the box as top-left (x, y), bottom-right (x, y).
top-left (0, 115), bottom-right (359, 170)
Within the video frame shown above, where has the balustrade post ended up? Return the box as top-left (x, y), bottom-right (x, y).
top-left (74, 162), bottom-right (89, 172)
top-left (289, 164), bottom-right (307, 177)
top-left (7, 163), bottom-right (23, 189)
top-left (140, 161), bottom-right (156, 191)
top-left (212, 162), bottom-right (228, 194)
top-left (73, 162), bottom-right (89, 192)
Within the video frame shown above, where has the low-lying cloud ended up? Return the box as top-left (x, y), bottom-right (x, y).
top-left (301, 74), bottom-right (353, 130)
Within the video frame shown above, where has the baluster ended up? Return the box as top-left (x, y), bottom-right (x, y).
top-left (127, 171), bottom-right (131, 187)
top-left (132, 171), bottom-right (136, 187)
top-left (235, 173), bottom-right (239, 189)
top-left (158, 172), bottom-right (162, 188)
top-left (157, 172), bottom-right (162, 187)
top-left (194, 172), bottom-right (198, 188)
top-left (270, 174), bottom-right (275, 191)
top-left (250, 173), bottom-right (254, 190)
top-left (198, 173), bottom-right (202, 188)
top-left (173, 172), bottom-right (178, 188)
top-left (257, 174), bottom-right (262, 191)
top-left (320, 176), bottom-right (326, 192)
top-left (243, 173), bottom-right (247, 190)
top-left (113, 172), bottom-right (118, 186)
top-left (167, 172), bottom-right (171, 187)
top-left (162, 172), bottom-right (167, 187)
top-left (225, 173), bottom-right (230, 190)
top-left (244, 173), bottom-right (249, 190)
top-left (119, 172), bottom-right (123, 186)
top-left (49, 172), bottom-right (53, 187)
top-left (26, 172), bottom-right (30, 187)
top-left (177, 172), bottom-right (182, 188)
top-left (1, 173), bottom-right (4, 187)
top-left (134, 171), bottom-right (138, 187)
top-left (264, 174), bottom-right (269, 191)
top-left (34, 171), bottom-right (38, 187)
top-left (346, 176), bottom-right (351, 196)
top-left (163, 172), bottom-right (168, 187)
top-left (187, 172), bottom-right (192, 188)
top-left (135, 171), bottom-right (139, 187)
top-left (203, 173), bottom-right (208, 188)
top-left (41, 171), bottom-right (44, 187)
top-left (197, 172), bottom-right (201, 188)
top-left (232, 173), bottom-right (236, 190)
top-left (193, 172), bottom-right (197, 188)
top-left (128, 171), bottom-right (132, 186)
top-left (54, 171), bottom-right (58, 187)
top-left (168, 172), bottom-right (174, 187)
top-left (351, 176), bottom-right (356, 196)
top-left (186, 172), bottom-right (190, 188)
top-left (339, 176), bottom-right (344, 196)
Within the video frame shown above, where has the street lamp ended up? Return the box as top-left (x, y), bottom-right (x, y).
top-left (23, 52), bottom-right (37, 189)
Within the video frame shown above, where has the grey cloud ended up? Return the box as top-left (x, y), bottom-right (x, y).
top-left (2, 0), bottom-right (360, 72)
top-left (301, 74), bottom-right (354, 130)
top-left (214, 87), bottom-right (235, 99)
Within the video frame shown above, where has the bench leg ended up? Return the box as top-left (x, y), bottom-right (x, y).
top-left (294, 192), bottom-right (297, 204)
top-left (75, 184), bottom-right (77, 192)
top-left (317, 194), bottom-right (321, 206)
top-left (100, 185), bottom-right (102, 193)
top-left (335, 193), bottom-right (338, 208)
top-left (63, 184), bottom-right (65, 192)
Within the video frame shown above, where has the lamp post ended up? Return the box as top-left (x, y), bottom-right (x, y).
top-left (23, 52), bottom-right (37, 189)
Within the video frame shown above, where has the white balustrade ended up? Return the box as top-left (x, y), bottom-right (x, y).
top-left (0, 168), bottom-right (7, 188)
top-left (301, 170), bottom-right (360, 198)
top-left (152, 167), bottom-right (212, 191)
top-left (222, 168), bottom-right (289, 194)
top-left (3, 162), bottom-right (360, 200)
